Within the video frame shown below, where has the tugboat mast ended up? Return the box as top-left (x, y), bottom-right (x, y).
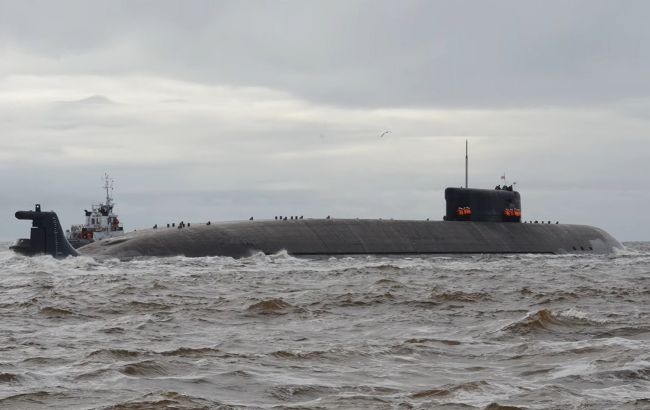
top-left (103, 173), bottom-right (114, 208)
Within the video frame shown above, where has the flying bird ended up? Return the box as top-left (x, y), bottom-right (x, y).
top-left (379, 130), bottom-right (391, 138)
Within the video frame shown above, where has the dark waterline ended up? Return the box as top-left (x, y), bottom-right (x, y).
top-left (1, 242), bottom-right (649, 409)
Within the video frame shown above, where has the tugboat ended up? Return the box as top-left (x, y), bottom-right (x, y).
top-left (65, 174), bottom-right (124, 248)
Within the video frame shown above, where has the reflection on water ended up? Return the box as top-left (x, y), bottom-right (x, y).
top-left (1, 243), bottom-right (649, 409)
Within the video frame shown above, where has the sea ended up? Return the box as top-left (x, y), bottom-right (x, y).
top-left (0, 242), bottom-right (649, 410)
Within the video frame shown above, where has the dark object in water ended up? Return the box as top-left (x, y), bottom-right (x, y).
top-left (11, 188), bottom-right (621, 259)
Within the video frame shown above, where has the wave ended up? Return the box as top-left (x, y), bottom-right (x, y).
top-left (38, 306), bottom-right (75, 317)
top-left (19, 356), bottom-right (67, 366)
top-left (268, 383), bottom-right (400, 402)
top-left (315, 289), bottom-right (490, 310)
top-left (404, 338), bottom-right (462, 346)
top-left (373, 278), bottom-right (405, 287)
top-left (590, 362), bottom-right (650, 381)
top-left (100, 327), bottom-right (126, 334)
top-left (430, 290), bottom-right (493, 303)
top-left (239, 249), bottom-right (301, 265)
top-left (356, 263), bottom-right (404, 273)
top-left (483, 404), bottom-right (524, 410)
top-left (267, 384), bottom-right (333, 401)
top-left (595, 325), bottom-right (650, 338)
top-left (88, 346), bottom-right (235, 361)
top-left (501, 308), bottom-right (600, 335)
top-left (519, 367), bottom-right (555, 377)
top-left (246, 298), bottom-right (301, 314)
top-left (87, 349), bottom-right (142, 360)
top-left (126, 301), bottom-right (173, 311)
top-left (270, 347), bottom-right (365, 361)
top-left (106, 391), bottom-right (226, 409)
top-left (118, 360), bottom-right (168, 377)
top-left (73, 368), bottom-right (114, 381)
top-left (623, 398), bottom-right (650, 407)
top-left (325, 292), bottom-right (396, 307)
top-left (609, 244), bottom-right (650, 258)
top-left (0, 372), bottom-right (21, 383)
top-left (0, 391), bottom-right (76, 408)
top-left (217, 370), bottom-right (253, 378)
top-left (271, 350), bottom-right (324, 359)
top-left (160, 347), bottom-right (228, 358)
top-left (411, 380), bottom-right (489, 398)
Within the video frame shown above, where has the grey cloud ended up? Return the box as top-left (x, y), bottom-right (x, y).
top-left (2, 1), bottom-right (650, 108)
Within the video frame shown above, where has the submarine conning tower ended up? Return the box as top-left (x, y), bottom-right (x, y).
top-left (444, 187), bottom-right (522, 222)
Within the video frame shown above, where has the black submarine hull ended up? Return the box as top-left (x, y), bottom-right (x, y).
top-left (12, 185), bottom-right (622, 259)
top-left (77, 219), bottom-right (622, 258)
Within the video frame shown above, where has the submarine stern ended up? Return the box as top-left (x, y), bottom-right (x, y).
top-left (11, 205), bottom-right (79, 258)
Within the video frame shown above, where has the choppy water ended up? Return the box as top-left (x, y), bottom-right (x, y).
top-left (1, 242), bottom-right (650, 409)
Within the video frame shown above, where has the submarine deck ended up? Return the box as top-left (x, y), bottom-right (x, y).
top-left (78, 218), bottom-right (622, 258)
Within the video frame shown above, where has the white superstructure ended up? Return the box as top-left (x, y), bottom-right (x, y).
top-left (66, 174), bottom-right (124, 248)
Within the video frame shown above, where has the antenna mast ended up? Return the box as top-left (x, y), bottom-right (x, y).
top-left (103, 173), bottom-right (114, 207)
top-left (465, 139), bottom-right (468, 188)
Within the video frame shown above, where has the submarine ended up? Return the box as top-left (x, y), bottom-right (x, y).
top-left (9, 143), bottom-right (622, 259)
top-left (10, 185), bottom-right (621, 259)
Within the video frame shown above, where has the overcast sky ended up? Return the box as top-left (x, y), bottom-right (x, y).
top-left (1, 0), bottom-right (648, 241)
